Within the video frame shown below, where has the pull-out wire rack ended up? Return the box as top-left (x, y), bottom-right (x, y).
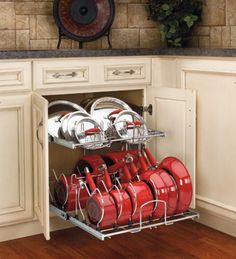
top-left (50, 171), bottom-right (199, 241)
top-left (50, 204), bottom-right (199, 241)
top-left (49, 129), bottom-right (166, 149)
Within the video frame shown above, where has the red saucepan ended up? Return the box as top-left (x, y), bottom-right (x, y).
top-left (102, 149), bottom-right (139, 183)
top-left (54, 174), bottom-right (89, 211)
top-left (75, 154), bottom-right (109, 192)
top-left (101, 165), bottom-right (132, 226)
top-left (134, 153), bottom-right (168, 219)
top-left (85, 167), bottom-right (117, 230)
top-left (122, 163), bottom-right (153, 223)
top-left (158, 156), bottom-right (193, 214)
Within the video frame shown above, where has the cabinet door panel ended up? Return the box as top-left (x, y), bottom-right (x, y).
top-left (0, 95), bottom-right (33, 225)
top-left (32, 93), bottom-right (50, 240)
top-left (185, 71), bottom-right (236, 210)
top-left (147, 87), bottom-right (196, 208)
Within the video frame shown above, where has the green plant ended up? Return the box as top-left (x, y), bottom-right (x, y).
top-left (147, 0), bottom-right (203, 47)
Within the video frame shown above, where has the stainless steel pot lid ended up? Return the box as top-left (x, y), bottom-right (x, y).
top-left (114, 110), bottom-right (149, 144)
top-left (48, 100), bottom-right (88, 139)
top-left (90, 97), bottom-right (132, 131)
top-left (75, 117), bottom-right (106, 149)
top-left (60, 111), bottom-right (90, 141)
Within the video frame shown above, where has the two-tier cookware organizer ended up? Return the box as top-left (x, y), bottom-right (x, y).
top-left (49, 97), bottom-right (199, 240)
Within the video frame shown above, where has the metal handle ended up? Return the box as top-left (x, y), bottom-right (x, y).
top-left (112, 69), bottom-right (135, 76)
top-left (52, 71), bottom-right (77, 79)
top-left (36, 119), bottom-right (43, 149)
top-left (112, 185), bottom-right (123, 221)
top-left (128, 183), bottom-right (138, 217)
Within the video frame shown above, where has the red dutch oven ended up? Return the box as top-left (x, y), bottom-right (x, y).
top-left (101, 166), bottom-right (132, 226)
top-left (135, 153), bottom-right (169, 219)
top-left (122, 164), bottom-right (153, 223)
top-left (85, 167), bottom-right (117, 230)
top-left (158, 156), bottom-right (193, 214)
top-left (54, 174), bottom-right (89, 211)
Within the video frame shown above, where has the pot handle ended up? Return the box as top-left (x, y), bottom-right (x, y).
top-left (144, 148), bottom-right (158, 168)
top-left (84, 167), bottom-right (96, 193)
top-left (103, 166), bottom-right (113, 190)
top-left (138, 152), bottom-right (149, 172)
top-left (107, 108), bottom-right (123, 119)
top-left (84, 127), bottom-right (101, 136)
top-left (126, 120), bottom-right (142, 129)
top-left (122, 164), bottom-right (132, 182)
top-left (128, 156), bottom-right (139, 180)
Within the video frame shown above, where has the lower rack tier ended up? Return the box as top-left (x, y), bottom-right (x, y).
top-left (50, 204), bottom-right (199, 241)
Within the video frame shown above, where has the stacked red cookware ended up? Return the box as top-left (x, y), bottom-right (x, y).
top-left (51, 97), bottom-right (193, 230)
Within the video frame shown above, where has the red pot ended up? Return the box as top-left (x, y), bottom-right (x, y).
top-left (122, 164), bottom-right (153, 223)
top-left (85, 168), bottom-right (117, 230)
top-left (101, 166), bottom-right (132, 226)
top-left (54, 174), bottom-right (89, 211)
top-left (159, 157), bottom-right (193, 213)
top-left (136, 153), bottom-right (168, 219)
top-left (75, 154), bottom-right (108, 192)
top-left (102, 150), bottom-right (139, 183)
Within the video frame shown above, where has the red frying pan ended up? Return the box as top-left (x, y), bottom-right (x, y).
top-left (101, 166), bottom-right (132, 226)
top-left (54, 174), bottom-right (89, 211)
top-left (135, 153), bottom-right (169, 219)
top-left (122, 164), bottom-right (153, 223)
top-left (144, 148), bottom-right (191, 214)
top-left (85, 167), bottom-right (117, 230)
top-left (159, 156), bottom-right (193, 214)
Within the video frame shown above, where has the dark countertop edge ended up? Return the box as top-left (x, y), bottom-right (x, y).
top-left (1, 48), bottom-right (236, 59)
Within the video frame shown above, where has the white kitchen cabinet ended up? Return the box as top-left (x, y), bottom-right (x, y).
top-left (31, 84), bottom-right (196, 240)
top-left (0, 94), bottom-right (33, 226)
top-left (176, 58), bottom-right (236, 236)
top-left (0, 56), bottom-right (197, 242)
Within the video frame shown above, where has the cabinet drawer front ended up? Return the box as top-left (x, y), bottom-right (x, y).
top-left (43, 67), bottom-right (88, 84)
top-left (33, 60), bottom-right (92, 90)
top-left (104, 58), bottom-right (151, 84)
top-left (0, 61), bottom-right (31, 92)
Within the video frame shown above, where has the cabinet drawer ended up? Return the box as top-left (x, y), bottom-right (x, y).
top-left (0, 61), bottom-right (31, 92)
top-left (103, 58), bottom-right (151, 85)
top-left (33, 60), bottom-right (92, 91)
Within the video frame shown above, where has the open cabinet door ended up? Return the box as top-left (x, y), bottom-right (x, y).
top-left (146, 87), bottom-right (196, 208)
top-left (32, 93), bottom-right (50, 240)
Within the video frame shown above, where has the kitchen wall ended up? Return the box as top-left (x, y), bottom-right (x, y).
top-left (0, 0), bottom-right (235, 50)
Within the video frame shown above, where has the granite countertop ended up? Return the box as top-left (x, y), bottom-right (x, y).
top-left (1, 48), bottom-right (236, 59)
